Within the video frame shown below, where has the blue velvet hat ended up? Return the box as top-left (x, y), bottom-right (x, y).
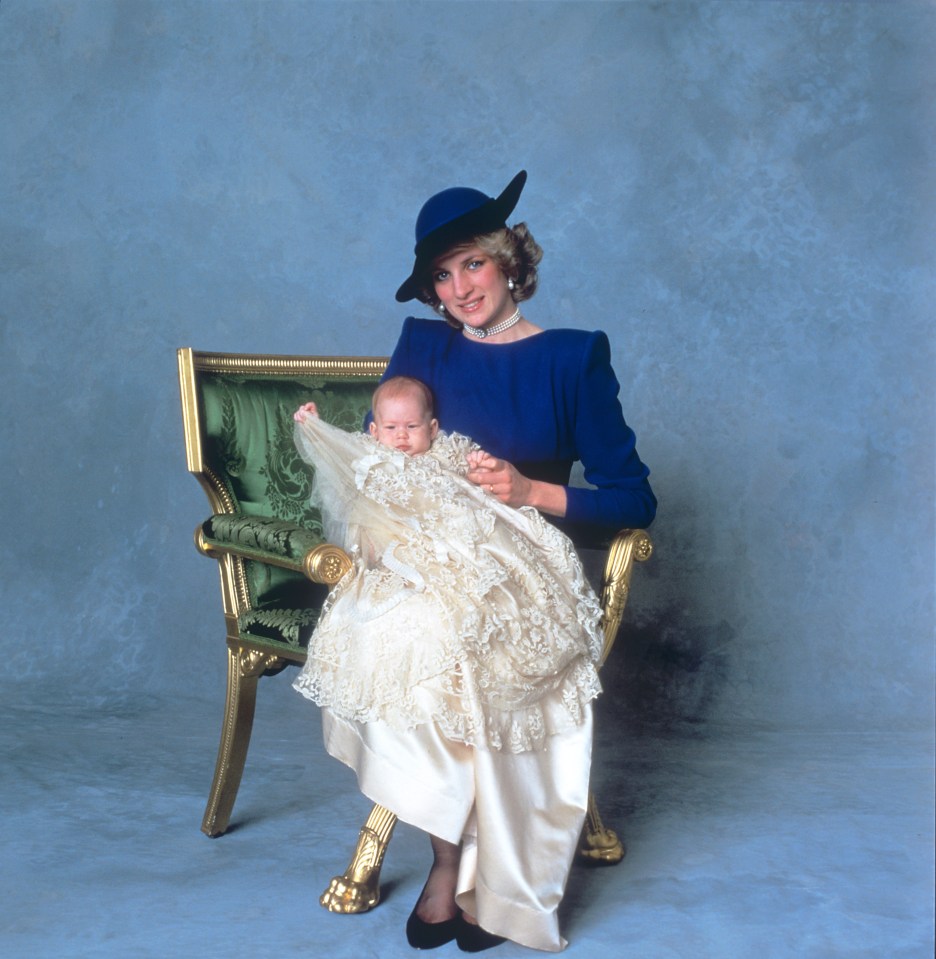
top-left (395, 170), bottom-right (527, 303)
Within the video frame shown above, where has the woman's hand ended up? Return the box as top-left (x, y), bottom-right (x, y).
top-left (294, 402), bottom-right (319, 423)
top-left (467, 450), bottom-right (569, 517)
top-left (466, 450), bottom-right (533, 508)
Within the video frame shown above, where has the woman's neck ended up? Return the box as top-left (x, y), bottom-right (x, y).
top-left (461, 317), bottom-right (543, 344)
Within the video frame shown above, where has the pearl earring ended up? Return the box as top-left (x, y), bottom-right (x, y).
top-left (439, 303), bottom-right (445, 313)
top-left (508, 278), bottom-right (515, 291)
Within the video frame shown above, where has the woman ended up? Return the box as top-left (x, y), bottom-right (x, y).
top-left (389, 170), bottom-right (655, 545)
top-left (324, 170), bottom-right (655, 953)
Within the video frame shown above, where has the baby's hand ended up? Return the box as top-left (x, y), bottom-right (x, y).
top-left (466, 449), bottom-right (488, 470)
top-left (294, 402), bottom-right (319, 422)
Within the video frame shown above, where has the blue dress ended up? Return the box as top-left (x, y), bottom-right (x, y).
top-left (380, 317), bottom-right (657, 542)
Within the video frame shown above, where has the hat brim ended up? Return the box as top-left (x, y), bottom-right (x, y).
top-left (395, 170), bottom-right (527, 303)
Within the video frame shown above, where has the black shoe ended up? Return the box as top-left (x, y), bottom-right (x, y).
top-left (406, 904), bottom-right (461, 950)
top-left (455, 916), bottom-right (506, 953)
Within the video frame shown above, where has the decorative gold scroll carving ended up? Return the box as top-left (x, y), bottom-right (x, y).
top-left (237, 649), bottom-right (282, 678)
top-left (304, 544), bottom-right (353, 585)
top-left (598, 529), bottom-right (653, 667)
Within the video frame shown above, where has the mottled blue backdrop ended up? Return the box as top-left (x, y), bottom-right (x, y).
top-left (1, 1), bottom-right (933, 729)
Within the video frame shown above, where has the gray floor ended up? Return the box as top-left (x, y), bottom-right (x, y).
top-left (2, 682), bottom-right (933, 959)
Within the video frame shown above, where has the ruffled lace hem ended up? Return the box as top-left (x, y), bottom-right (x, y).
top-left (293, 656), bottom-right (601, 754)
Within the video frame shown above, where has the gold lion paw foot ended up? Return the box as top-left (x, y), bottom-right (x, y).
top-left (579, 826), bottom-right (626, 865)
top-left (319, 825), bottom-right (388, 914)
top-left (319, 873), bottom-right (380, 913)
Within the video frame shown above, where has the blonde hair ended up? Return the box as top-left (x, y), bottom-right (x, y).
top-left (415, 223), bottom-right (544, 322)
top-left (372, 376), bottom-right (435, 418)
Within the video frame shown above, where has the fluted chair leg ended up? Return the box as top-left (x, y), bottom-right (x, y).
top-left (578, 789), bottom-right (625, 864)
top-left (320, 804), bottom-right (398, 913)
top-left (202, 645), bottom-right (282, 837)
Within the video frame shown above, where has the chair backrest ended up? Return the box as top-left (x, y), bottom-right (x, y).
top-left (179, 349), bottom-right (388, 525)
top-left (178, 349), bottom-right (387, 654)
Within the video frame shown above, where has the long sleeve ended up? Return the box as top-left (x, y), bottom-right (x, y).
top-left (563, 331), bottom-right (657, 532)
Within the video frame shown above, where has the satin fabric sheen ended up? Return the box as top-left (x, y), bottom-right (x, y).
top-left (322, 708), bottom-right (592, 952)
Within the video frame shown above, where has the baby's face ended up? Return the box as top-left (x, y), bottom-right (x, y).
top-left (369, 393), bottom-right (439, 455)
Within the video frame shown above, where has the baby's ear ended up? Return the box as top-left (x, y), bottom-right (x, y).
top-left (368, 421), bottom-right (378, 437)
top-left (430, 418), bottom-right (440, 439)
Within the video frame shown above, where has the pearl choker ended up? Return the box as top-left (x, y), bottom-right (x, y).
top-left (462, 306), bottom-right (522, 339)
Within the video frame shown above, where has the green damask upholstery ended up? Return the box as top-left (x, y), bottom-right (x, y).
top-left (199, 513), bottom-right (329, 652)
top-left (195, 365), bottom-right (381, 653)
top-left (199, 371), bottom-right (372, 527)
top-left (205, 514), bottom-right (324, 557)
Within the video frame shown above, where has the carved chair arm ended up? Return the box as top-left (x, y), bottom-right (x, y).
top-left (195, 513), bottom-right (352, 586)
top-left (598, 528), bottom-right (653, 668)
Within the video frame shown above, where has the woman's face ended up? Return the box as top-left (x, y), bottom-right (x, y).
top-left (431, 245), bottom-right (514, 332)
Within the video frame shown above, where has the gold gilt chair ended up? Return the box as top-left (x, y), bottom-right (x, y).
top-left (177, 347), bottom-right (652, 915)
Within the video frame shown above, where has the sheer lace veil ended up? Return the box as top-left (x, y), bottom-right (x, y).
top-left (293, 415), bottom-right (410, 553)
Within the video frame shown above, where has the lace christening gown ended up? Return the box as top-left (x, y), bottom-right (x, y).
top-left (292, 415), bottom-right (603, 754)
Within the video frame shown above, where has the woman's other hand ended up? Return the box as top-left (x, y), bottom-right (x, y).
top-left (294, 402), bottom-right (319, 422)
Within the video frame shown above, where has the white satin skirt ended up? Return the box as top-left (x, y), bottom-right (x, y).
top-left (322, 706), bottom-right (593, 952)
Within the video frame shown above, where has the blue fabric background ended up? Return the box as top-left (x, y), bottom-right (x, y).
top-left (1, 0), bottom-right (932, 729)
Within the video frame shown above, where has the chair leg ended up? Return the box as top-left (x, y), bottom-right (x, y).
top-left (578, 790), bottom-right (625, 864)
top-left (201, 645), bottom-right (282, 837)
top-left (320, 804), bottom-right (398, 913)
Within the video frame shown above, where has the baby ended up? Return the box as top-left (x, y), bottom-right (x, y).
top-left (296, 375), bottom-right (438, 454)
top-left (296, 373), bottom-right (488, 471)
